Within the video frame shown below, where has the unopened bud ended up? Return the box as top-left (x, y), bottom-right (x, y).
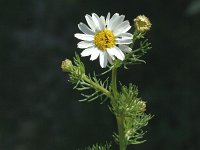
top-left (134, 15), bottom-right (152, 32)
top-left (137, 101), bottom-right (146, 112)
top-left (61, 59), bottom-right (73, 72)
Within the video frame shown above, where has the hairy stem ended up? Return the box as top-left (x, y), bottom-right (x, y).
top-left (117, 116), bottom-right (127, 150)
top-left (111, 67), bottom-right (127, 150)
top-left (112, 67), bottom-right (118, 98)
top-left (130, 30), bottom-right (138, 49)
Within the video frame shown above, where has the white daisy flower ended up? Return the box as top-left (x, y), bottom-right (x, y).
top-left (74, 13), bottom-right (133, 68)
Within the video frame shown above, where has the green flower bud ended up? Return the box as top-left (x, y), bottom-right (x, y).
top-left (61, 59), bottom-right (73, 72)
top-left (137, 101), bottom-right (146, 112)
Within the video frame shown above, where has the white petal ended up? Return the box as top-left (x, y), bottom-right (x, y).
top-left (85, 14), bottom-right (96, 31)
top-left (106, 13), bottom-right (110, 26)
top-left (118, 15), bottom-right (125, 24)
top-left (77, 41), bottom-right (94, 49)
top-left (107, 47), bottom-right (125, 60)
top-left (81, 47), bottom-right (95, 57)
top-left (106, 50), bottom-right (115, 60)
top-left (110, 15), bottom-right (125, 31)
top-left (92, 13), bottom-right (104, 30)
top-left (99, 51), bottom-right (108, 68)
top-left (107, 47), bottom-right (115, 57)
top-left (116, 33), bottom-right (133, 39)
top-left (74, 33), bottom-right (94, 41)
top-left (114, 47), bottom-right (125, 60)
top-left (110, 13), bottom-right (119, 20)
top-left (78, 22), bottom-right (95, 35)
top-left (107, 52), bottom-right (113, 64)
top-left (116, 38), bottom-right (132, 44)
top-left (100, 16), bottom-right (105, 24)
top-left (118, 45), bottom-right (132, 53)
top-left (107, 13), bottom-right (119, 29)
top-left (113, 21), bottom-right (131, 35)
top-left (90, 47), bottom-right (100, 61)
top-left (100, 16), bottom-right (106, 29)
top-left (91, 13), bottom-right (101, 31)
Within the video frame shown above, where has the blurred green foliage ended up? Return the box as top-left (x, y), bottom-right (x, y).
top-left (0, 0), bottom-right (200, 150)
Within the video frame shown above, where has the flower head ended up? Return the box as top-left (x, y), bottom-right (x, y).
top-left (74, 13), bottom-right (133, 68)
top-left (134, 15), bottom-right (151, 32)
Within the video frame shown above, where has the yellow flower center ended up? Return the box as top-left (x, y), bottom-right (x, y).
top-left (137, 20), bottom-right (147, 28)
top-left (94, 29), bottom-right (115, 51)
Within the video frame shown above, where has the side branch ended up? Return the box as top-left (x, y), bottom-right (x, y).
top-left (82, 75), bottom-right (112, 98)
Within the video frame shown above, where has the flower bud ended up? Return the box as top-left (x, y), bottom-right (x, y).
top-left (61, 59), bottom-right (73, 72)
top-left (134, 15), bottom-right (152, 32)
top-left (137, 101), bottom-right (146, 112)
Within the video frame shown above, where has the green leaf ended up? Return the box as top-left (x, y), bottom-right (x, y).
top-left (79, 142), bottom-right (112, 150)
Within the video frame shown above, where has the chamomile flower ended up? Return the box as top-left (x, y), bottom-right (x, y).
top-left (74, 13), bottom-right (133, 68)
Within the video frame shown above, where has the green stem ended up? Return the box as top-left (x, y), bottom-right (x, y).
top-left (112, 67), bottom-right (118, 98)
top-left (117, 116), bottom-right (127, 150)
top-left (130, 30), bottom-right (138, 49)
top-left (82, 75), bottom-right (112, 98)
top-left (111, 67), bottom-right (127, 150)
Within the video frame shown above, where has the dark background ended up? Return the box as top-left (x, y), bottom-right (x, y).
top-left (0, 0), bottom-right (200, 150)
